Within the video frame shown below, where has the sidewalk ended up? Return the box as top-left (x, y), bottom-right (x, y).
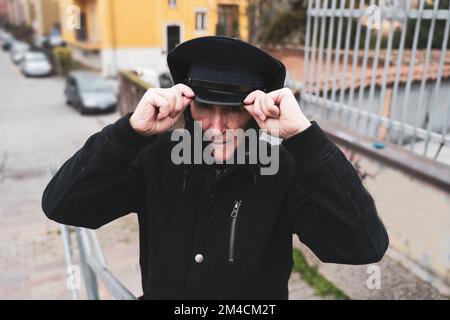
top-left (294, 238), bottom-right (447, 300)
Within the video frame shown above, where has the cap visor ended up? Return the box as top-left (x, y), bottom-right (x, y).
top-left (192, 87), bottom-right (247, 107)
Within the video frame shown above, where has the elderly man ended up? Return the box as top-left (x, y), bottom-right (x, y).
top-left (42, 36), bottom-right (389, 300)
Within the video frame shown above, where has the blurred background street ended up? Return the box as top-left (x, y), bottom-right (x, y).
top-left (0, 0), bottom-right (449, 300)
top-left (0, 48), bottom-right (132, 299)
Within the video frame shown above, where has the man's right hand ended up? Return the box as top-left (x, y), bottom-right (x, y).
top-left (130, 84), bottom-right (195, 136)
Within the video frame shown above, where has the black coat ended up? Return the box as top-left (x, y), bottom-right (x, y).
top-left (42, 113), bottom-right (389, 299)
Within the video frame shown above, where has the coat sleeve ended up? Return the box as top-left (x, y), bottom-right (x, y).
top-left (282, 121), bottom-right (389, 265)
top-left (41, 113), bottom-right (158, 229)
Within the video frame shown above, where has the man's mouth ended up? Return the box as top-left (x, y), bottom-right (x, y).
top-left (210, 136), bottom-right (234, 145)
top-left (212, 140), bottom-right (233, 146)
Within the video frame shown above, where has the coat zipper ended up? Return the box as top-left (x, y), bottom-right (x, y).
top-left (229, 200), bottom-right (242, 263)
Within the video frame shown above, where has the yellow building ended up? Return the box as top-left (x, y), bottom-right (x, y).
top-left (28, 0), bottom-right (60, 36)
top-left (58, 0), bottom-right (249, 76)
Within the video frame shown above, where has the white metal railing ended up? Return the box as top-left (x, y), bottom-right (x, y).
top-left (49, 166), bottom-right (136, 300)
top-left (301, 0), bottom-right (450, 162)
top-left (60, 225), bottom-right (137, 300)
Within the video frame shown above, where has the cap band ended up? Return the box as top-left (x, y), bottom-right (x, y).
top-left (186, 78), bottom-right (264, 94)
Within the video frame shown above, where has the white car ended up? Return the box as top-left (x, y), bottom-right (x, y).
top-left (0, 31), bottom-right (14, 50)
top-left (33, 34), bottom-right (49, 48)
top-left (10, 41), bottom-right (30, 64)
top-left (20, 52), bottom-right (52, 77)
top-left (65, 71), bottom-right (117, 114)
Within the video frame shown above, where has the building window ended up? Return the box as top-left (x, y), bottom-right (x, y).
top-left (195, 11), bottom-right (207, 31)
top-left (168, 0), bottom-right (177, 8)
top-left (216, 4), bottom-right (239, 38)
top-left (75, 11), bottom-right (87, 42)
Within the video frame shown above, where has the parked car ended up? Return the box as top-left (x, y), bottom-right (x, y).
top-left (65, 71), bottom-right (117, 114)
top-left (20, 51), bottom-right (52, 77)
top-left (0, 32), bottom-right (14, 51)
top-left (32, 34), bottom-right (50, 48)
top-left (10, 41), bottom-right (30, 64)
top-left (159, 71), bottom-right (174, 88)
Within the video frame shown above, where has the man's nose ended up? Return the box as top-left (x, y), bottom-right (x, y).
top-left (210, 108), bottom-right (226, 133)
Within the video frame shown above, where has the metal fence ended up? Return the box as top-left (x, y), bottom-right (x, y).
top-left (60, 225), bottom-right (137, 300)
top-left (49, 167), bottom-right (136, 300)
top-left (301, 0), bottom-right (450, 162)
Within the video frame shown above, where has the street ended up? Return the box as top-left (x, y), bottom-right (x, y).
top-left (0, 50), bottom-right (143, 299)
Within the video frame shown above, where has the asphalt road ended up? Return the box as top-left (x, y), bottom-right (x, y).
top-left (0, 50), bottom-right (139, 299)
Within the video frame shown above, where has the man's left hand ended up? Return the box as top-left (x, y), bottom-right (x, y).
top-left (244, 88), bottom-right (311, 139)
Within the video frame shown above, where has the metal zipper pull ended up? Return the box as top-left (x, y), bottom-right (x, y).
top-left (230, 200), bottom-right (242, 218)
top-left (229, 200), bottom-right (242, 262)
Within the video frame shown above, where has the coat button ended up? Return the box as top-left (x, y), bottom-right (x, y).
top-left (195, 254), bottom-right (204, 263)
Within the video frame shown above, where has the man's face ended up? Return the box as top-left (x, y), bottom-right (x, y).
top-left (190, 101), bottom-right (252, 161)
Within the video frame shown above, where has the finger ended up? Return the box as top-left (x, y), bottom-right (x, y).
top-left (174, 88), bottom-right (183, 114)
top-left (158, 95), bottom-right (175, 120)
top-left (243, 104), bottom-right (264, 128)
top-left (149, 93), bottom-right (170, 120)
top-left (248, 94), bottom-right (261, 121)
top-left (174, 83), bottom-right (195, 106)
top-left (259, 94), bottom-right (271, 118)
top-left (175, 83), bottom-right (195, 97)
top-left (162, 88), bottom-right (182, 115)
top-left (265, 94), bottom-right (280, 117)
top-left (181, 96), bottom-right (193, 108)
top-left (267, 88), bottom-right (292, 105)
top-left (244, 90), bottom-right (264, 105)
top-left (155, 89), bottom-right (178, 117)
top-left (254, 94), bottom-right (266, 122)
